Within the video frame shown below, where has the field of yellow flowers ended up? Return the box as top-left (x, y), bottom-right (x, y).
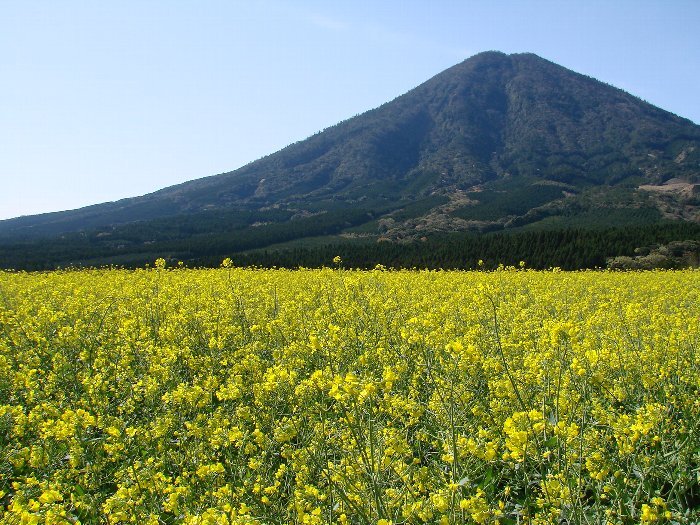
top-left (1, 263), bottom-right (699, 524)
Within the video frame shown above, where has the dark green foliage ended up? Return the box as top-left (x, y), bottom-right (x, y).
top-left (3, 221), bottom-right (699, 272)
top-left (227, 223), bottom-right (700, 271)
top-left (452, 183), bottom-right (565, 220)
top-left (388, 196), bottom-right (450, 221)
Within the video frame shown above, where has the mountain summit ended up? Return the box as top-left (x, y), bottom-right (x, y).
top-left (2, 52), bottom-right (699, 267)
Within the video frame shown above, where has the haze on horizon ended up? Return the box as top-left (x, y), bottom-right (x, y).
top-left (2, 0), bottom-right (699, 221)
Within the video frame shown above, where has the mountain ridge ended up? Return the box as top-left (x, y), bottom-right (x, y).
top-left (1, 51), bottom-right (699, 268)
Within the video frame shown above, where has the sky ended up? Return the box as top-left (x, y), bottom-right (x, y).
top-left (1, 0), bottom-right (699, 220)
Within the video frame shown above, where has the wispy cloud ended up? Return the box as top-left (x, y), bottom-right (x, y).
top-left (305, 12), bottom-right (348, 32)
top-left (251, 1), bottom-right (349, 33)
top-left (363, 21), bottom-right (472, 61)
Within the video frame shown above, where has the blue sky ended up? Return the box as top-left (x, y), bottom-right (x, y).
top-left (1, 0), bottom-right (699, 220)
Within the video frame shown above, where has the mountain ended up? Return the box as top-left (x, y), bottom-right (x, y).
top-left (2, 51), bottom-right (700, 269)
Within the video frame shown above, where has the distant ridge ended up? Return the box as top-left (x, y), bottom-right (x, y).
top-left (1, 51), bottom-right (699, 268)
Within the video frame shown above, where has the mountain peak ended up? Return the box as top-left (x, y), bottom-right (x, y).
top-left (465, 50), bottom-right (510, 60)
top-left (456, 51), bottom-right (546, 67)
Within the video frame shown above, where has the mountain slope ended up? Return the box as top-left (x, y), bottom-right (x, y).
top-left (1, 51), bottom-right (699, 267)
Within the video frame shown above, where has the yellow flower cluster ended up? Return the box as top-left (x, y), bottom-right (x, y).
top-left (0, 266), bottom-right (698, 524)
